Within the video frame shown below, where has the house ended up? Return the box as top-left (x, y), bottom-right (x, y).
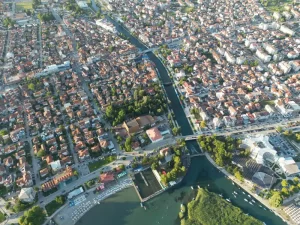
top-left (16, 171), bottom-right (33, 187)
top-left (78, 149), bottom-right (90, 161)
top-left (100, 172), bottom-right (115, 184)
top-left (146, 127), bottom-right (163, 143)
top-left (40, 168), bottom-right (49, 178)
top-left (18, 187), bottom-right (36, 203)
top-left (3, 156), bottom-right (14, 167)
top-left (50, 160), bottom-right (62, 173)
top-left (123, 115), bottom-right (156, 134)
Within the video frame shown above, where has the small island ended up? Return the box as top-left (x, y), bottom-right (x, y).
top-left (180, 188), bottom-right (263, 225)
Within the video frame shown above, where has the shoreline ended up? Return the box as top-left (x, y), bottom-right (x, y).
top-left (53, 178), bottom-right (134, 225)
top-left (204, 153), bottom-right (293, 225)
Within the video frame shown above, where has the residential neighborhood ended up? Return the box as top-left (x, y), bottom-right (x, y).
top-left (0, 0), bottom-right (299, 225)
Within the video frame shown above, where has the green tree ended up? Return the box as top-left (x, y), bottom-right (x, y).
top-left (200, 121), bottom-right (206, 128)
top-left (293, 177), bottom-right (299, 185)
top-left (73, 170), bottom-right (79, 177)
top-left (28, 83), bottom-right (35, 91)
top-left (281, 179), bottom-right (288, 187)
top-left (151, 162), bottom-right (159, 170)
top-left (55, 196), bottom-right (65, 205)
top-left (19, 206), bottom-right (46, 225)
top-left (37, 149), bottom-right (46, 158)
top-left (234, 171), bottom-right (244, 182)
top-left (124, 136), bottom-right (133, 152)
top-left (269, 192), bottom-right (283, 207)
top-left (281, 187), bottom-right (289, 196)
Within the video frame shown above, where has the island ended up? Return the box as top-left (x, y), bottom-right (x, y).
top-left (180, 188), bottom-right (263, 225)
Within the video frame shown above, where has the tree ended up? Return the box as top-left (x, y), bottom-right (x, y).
top-left (276, 126), bottom-right (283, 133)
top-left (55, 196), bottom-right (65, 205)
top-left (151, 162), bottom-right (159, 170)
top-left (172, 127), bottom-right (181, 136)
top-left (281, 187), bottom-right (289, 196)
top-left (119, 164), bottom-right (125, 171)
top-left (269, 192), bottom-right (283, 207)
top-left (234, 171), bottom-right (244, 182)
top-left (73, 170), bottom-right (79, 177)
top-left (37, 149), bottom-right (46, 158)
top-left (124, 136), bottom-right (133, 152)
top-left (19, 206), bottom-right (46, 225)
top-left (293, 177), bottom-right (299, 185)
top-left (200, 121), bottom-right (206, 128)
top-left (28, 83), bottom-right (35, 91)
top-left (281, 179), bottom-right (288, 187)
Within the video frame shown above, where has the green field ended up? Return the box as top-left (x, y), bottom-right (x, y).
top-left (88, 155), bottom-right (116, 172)
top-left (260, 0), bottom-right (293, 12)
top-left (16, 2), bottom-right (33, 12)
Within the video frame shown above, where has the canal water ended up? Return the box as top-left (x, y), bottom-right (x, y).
top-left (76, 18), bottom-right (286, 225)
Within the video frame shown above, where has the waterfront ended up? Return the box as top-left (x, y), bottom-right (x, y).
top-left (75, 17), bottom-right (287, 225)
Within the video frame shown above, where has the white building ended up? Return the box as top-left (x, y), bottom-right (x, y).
top-left (265, 105), bottom-right (276, 115)
top-left (279, 25), bottom-right (295, 36)
top-left (76, 1), bottom-right (88, 8)
top-left (278, 61), bottom-right (292, 74)
top-left (273, 12), bottom-right (281, 21)
top-left (95, 19), bottom-right (117, 33)
top-left (224, 51), bottom-right (236, 64)
top-left (18, 187), bottom-right (36, 203)
top-left (256, 49), bottom-right (271, 63)
top-left (242, 135), bottom-right (277, 165)
top-left (263, 43), bottom-right (278, 55)
top-left (278, 157), bottom-right (300, 178)
top-left (290, 60), bottom-right (300, 72)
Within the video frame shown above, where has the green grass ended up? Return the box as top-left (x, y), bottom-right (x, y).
top-left (260, 0), bottom-right (293, 12)
top-left (16, 2), bottom-right (33, 12)
top-left (0, 212), bottom-right (5, 223)
top-left (45, 199), bottom-right (64, 216)
top-left (88, 155), bottom-right (117, 172)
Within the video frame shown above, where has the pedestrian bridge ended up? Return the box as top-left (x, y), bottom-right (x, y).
top-left (176, 135), bottom-right (199, 141)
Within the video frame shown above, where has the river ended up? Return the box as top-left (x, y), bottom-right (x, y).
top-left (76, 15), bottom-right (286, 225)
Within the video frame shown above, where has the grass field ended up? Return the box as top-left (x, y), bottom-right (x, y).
top-left (45, 199), bottom-right (64, 216)
top-left (88, 155), bottom-right (116, 172)
top-left (16, 2), bottom-right (33, 12)
top-left (260, 0), bottom-right (293, 12)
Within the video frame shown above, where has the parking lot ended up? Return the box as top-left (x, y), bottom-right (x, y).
top-left (268, 134), bottom-right (297, 158)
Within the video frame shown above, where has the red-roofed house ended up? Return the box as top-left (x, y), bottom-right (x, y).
top-left (146, 127), bottom-right (163, 143)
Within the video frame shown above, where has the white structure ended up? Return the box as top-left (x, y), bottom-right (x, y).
top-left (256, 49), bottom-right (271, 63)
top-left (288, 101), bottom-right (300, 114)
top-left (224, 51), bottom-right (236, 64)
top-left (50, 160), bottom-right (62, 172)
top-left (242, 135), bottom-right (277, 165)
top-left (290, 60), bottom-right (300, 72)
top-left (18, 187), bottom-right (36, 203)
top-left (76, 1), bottom-right (88, 8)
top-left (280, 25), bottom-right (295, 36)
top-left (273, 12), bottom-right (281, 21)
top-left (263, 43), bottom-right (278, 55)
top-left (95, 19), bottom-right (117, 34)
top-left (278, 61), bottom-right (292, 74)
top-left (278, 157), bottom-right (300, 178)
top-left (265, 105), bottom-right (276, 115)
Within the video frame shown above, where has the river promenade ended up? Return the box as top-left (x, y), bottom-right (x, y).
top-left (204, 152), bottom-right (294, 225)
top-left (52, 177), bottom-right (133, 225)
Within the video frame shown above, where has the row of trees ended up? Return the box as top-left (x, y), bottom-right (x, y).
top-left (37, 13), bottom-right (55, 22)
top-left (19, 206), bottom-right (46, 225)
top-left (160, 156), bottom-right (186, 186)
top-left (105, 85), bottom-right (167, 126)
top-left (198, 135), bottom-right (241, 167)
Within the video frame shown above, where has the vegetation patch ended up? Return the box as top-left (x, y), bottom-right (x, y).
top-left (88, 155), bottom-right (116, 172)
top-left (16, 2), bottom-right (33, 11)
top-left (180, 188), bottom-right (263, 225)
top-left (0, 212), bottom-right (5, 223)
top-left (45, 196), bottom-right (66, 216)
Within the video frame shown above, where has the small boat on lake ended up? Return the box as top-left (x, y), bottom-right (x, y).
top-left (244, 199), bottom-right (248, 202)
top-left (226, 199), bottom-right (231, 202)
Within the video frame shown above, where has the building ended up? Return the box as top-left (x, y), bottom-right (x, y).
top-left (18, 187), bottom-right (36, 203)
top-left (256, 49), bottom-right (271, 63)
top-left (242, 135), bottom-right (277, 165)
top-left (123, 115), bottom-right (156, 134)
top-left (100, 172), bottom-right (115, 184)
top-left (278, 157), bottom-right (300, 178)
top-left (146, 127), bottom-right (163, 143)
top-left (41, 167), bottom-right (73, 191)
top-left (95, 19), bottom-right (117, 33)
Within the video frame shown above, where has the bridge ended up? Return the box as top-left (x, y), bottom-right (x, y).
top-left (139, 47), bottom-right (159, 54)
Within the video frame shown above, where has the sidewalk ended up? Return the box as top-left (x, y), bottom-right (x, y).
top-left (205, 153), bottom-right (294, 225)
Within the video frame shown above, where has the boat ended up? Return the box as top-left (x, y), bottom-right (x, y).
top-left (259, 205), bottom-right (262, 208)
top-left (244, 199), bottom-right (248, 202)
top-left (232, 182), bottom-right (235, 185)
top-left (263, 208), bottom-right (266, 210)
top-left (226, 199), bottom-right (231, 202)
top-left (191, 186), bottom-right (194, 190)
top-left (251, 200), bottom-right (255, 203)
top-left (248, 194), bottom-right (251, 198)
top-left (144, 206), bottom-right (147, 210)
top-left (140, 202), bottom-right (143, 207)
top-left (233, 191), bottom-right (238, 195)
top-left (197, 185), bottom-right (201, 189)
top-left (263, 222), bottom-right (267, 225)
top-left (232, 195), bottom-right (236, 198)
top-left (242, 191), bottom-right (245, 194)
top-left (249, 202), bottom-right (253, 205)
top-left (218, 194), bottom-right (223, 197)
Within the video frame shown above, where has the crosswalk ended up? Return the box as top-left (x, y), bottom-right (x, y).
top-left (284, 203), bottom-right (300, 225)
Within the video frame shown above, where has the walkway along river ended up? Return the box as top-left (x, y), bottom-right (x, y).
top-left (76, 17), bottom-right (287, 225)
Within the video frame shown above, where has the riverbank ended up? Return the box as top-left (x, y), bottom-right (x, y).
top-left (204, 152), bottom-right (293, 225)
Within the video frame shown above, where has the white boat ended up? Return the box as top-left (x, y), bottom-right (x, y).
top-left (249, 202), bottom-right (253, 205)
top-left (259, 205), bottom-right (262, 208)
top-left (197, 185), bottom-right (201, 189)
top-left (232, 195), bottom-right (236, 198)
top-left (248, 194), bottom-right (251, 198)
top-left (244, 199), bottom-right (248, 202)
top-left (232, 182), bottom-right (235, 185)
top-left (233, 191), bottom-right (238, 195)
top-left (218, 194), bottom-right (223, 197)
top-left (242, 191), bottom-right (245, 194)
top-left (226, 199), bottom-right (231, 202)
top-left (251, 200), bottom-right (255, 203)
top-left (191, 186), bottom-right (194, 190)
top-left (263, 208), bottom-right (266, 210)
top-left (140, 202), bottom-right (143, 207)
